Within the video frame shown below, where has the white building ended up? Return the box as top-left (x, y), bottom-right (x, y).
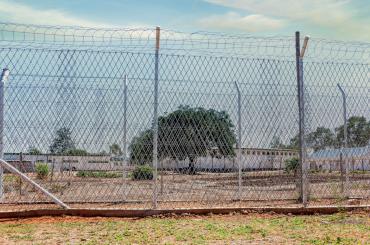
top-left (160, 148), bottom-right (298, 171)
top-left (4, 148), bottom-right (298, 172)
top-left (4, 153), bottom-right (123, 172)
top-left (308, 146), bottom-right (370, 171)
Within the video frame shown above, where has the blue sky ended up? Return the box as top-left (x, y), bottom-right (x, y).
top-left (0, 0), bottom-right (369, 41)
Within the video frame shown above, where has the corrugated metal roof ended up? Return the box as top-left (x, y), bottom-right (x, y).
top-left (309, 146), bottom-right (370, 159)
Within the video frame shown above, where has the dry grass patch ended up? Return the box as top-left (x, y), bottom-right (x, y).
top-left (0, 211), bottom-right (368, 244)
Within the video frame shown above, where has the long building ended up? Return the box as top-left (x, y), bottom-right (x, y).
top-left (161, 148), bottom-right (298, 171)
top-left (308, 146), bottom-right (370, 171)
top-left (4, 148), bottom-right (298, 172)
top-left (4, 153), bottom-right (122, 172)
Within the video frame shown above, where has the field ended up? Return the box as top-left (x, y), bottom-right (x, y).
top-left (0, 211), bottom-right (369, 244)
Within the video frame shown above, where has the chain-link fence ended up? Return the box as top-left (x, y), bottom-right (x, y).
top-left (0, 23), bottom-right (369, 211)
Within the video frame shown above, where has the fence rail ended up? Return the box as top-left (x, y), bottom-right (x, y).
top-left (0, 23), bottom-right (369, 210)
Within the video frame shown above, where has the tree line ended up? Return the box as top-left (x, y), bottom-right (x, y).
top-left (271, 116), bottom-right (370, 151)
top-left (27, 111), bottom-right (369, 171)
top-left (28, 127), bottom-right (122, 156)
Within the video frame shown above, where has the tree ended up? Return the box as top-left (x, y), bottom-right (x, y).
top-left (270, 136), bottom-right (285, 149)
top-left (65, 148), bottom-right (88, 156)
top-left (28, 147), bottom-right (42, 155)
top-left (109, 144), bottom-right (122, 156)
top-left (130, 106), bottom-right (236, 174)
top-left (49, 127), bottom-right (75, 154)
top-left (306, 127), bottom-right (335, 151)
top-left (335, 116), bottom-right (370, 148)
top-left (286, 134), bottom-right (300, 150)
top-left (130, 129), bottom-right (153, 165)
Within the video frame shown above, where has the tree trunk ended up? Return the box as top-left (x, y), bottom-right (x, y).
top-left (188, 158), bottom-right (196, 175)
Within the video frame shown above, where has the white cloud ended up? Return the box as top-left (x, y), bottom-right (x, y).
top-left (204, 0), bottom-right (352, 26)
top-left (199, 12), bottom-right (285, 32)
top-left (0, 0), bottom-right (113, 27)
top-left (203, 0), bottom-right (370, 40)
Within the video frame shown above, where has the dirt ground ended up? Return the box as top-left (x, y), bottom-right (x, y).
top-left (0, 198), bottom-right (369, 213)
top-left (0, 210), bottom-right (368, 244)
top-left (2, 171), bottom-right (370, 208)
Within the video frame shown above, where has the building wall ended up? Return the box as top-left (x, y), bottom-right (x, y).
top-left (309, 157), bottom-right (370, 171)
top-left (4, 153), bottom-right (122, 172)
top-left (160, 148), bottom-right (298, 171)
top-left (4, 148), bottom-right (298, 172)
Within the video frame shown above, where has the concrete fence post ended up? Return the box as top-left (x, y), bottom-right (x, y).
top-left (0, 68), bottom-right (9, 201)
top-left (152, 27), bottom-right (160, 209)
top-left (234, 81), bottom-right (242, 200)
top-left (295, 32), bottom-right (310, 206)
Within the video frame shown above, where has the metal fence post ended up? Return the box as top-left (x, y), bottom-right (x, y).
top-left (337, 84), bottom-right (349, 195)
top-left (295, 32), bottom-right (309, 206)
top-left (0, 68), bottom-right (9, 201)
top-left (234, 82), bottom-right (242, 200)
top-left (123, 75), bottom-right (128, 182)
top-left (152, 27), bottom-right (160, 209)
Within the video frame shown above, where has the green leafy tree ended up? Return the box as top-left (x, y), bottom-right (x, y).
top-left (49, 127), bottom-right (75, 154)
top-left (306, 127), bottom-right (335, 151)
top-left (286, 134), bottom-right (300, 150)
top-left (109, 144), bottom-right (122, 156)
top-left (335, 116), bottom-right (370, 148)
top-left (28, 147), bottom-right (42, 155)
top-left (130, 130), bottom-right (153, 165)
top-left (130, 106), bottom-right (236, 174)
top-left (270, 136), bottom-right (285, 149)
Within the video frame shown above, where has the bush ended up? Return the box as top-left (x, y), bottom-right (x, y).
top-left (285, 157), bottom-right (299, 174)
top-left (65, 148), bottom-right (89, 156)
top-left (132, 165), bottom-right (153, 180)
top-left (35, 163), bottom-right (49, 179)
top-left (76, 171), bottom-right (122, 178)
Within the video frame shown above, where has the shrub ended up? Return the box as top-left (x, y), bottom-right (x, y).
top-left (35, 163), bottom-right (49, 179)
top-left (50, 183), bottom-right (67, 193)
top-left (3, 174), bottom-right (22, 193)
top-left (285, 157), bottom-right (299, 174)
top-left (4, 174), bottom-right (20, 183)
top-left (132, 165), bottom-right (153, 180)
top-left (65, 148), bottom-right (89, 156)
top-left (76, 171), bottom-right (122, 178)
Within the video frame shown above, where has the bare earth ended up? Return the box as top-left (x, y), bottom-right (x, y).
top-left (2, 171), bottom-right (370, 211)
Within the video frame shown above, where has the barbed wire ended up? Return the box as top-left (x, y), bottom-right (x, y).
top-left (0, 22), bottom-right (369, 61)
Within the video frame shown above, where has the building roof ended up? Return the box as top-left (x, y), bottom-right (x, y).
top-left (309, 146), bottom-right (370, 160)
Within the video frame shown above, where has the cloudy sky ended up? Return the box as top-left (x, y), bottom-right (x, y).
top-left (0, 0), bottom-right (369, 41)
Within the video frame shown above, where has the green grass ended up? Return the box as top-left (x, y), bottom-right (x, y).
top-left (351, 170), bottom-right (369, 174)
top-left (76, 171), bottom-right (122, 178)
top-left (0, 212), bottom-right (368, 244)
top-left (4, 174), bottom-right (21, 183)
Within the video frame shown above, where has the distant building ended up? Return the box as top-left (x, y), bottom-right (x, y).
top-left (4, 148), bottom-right (298, 172)
top-left (160, 148), bottom-right (298, 171)
top-left (4, 153), bottom-right (124, 172)
top-left (308, 146), bottom-right (370, 171)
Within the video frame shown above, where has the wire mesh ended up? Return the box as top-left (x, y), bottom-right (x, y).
top-left (0, 23), bottom-right (369, 210)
